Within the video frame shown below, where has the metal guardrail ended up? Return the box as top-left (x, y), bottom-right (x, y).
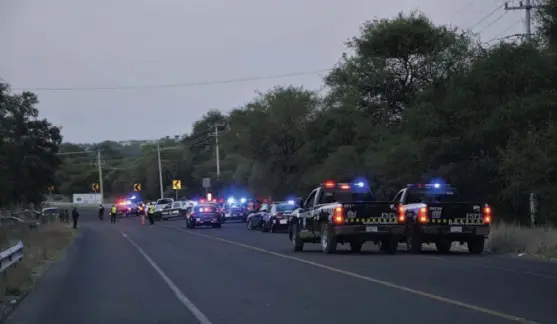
top-left (0, 241), bottom-right (24, 273)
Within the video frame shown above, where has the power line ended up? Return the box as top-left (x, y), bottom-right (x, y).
top-left (470, 2), bottom-right (505, 30)
top-left (486, 18), bottom-right (524, 42)
top-left (478, 11), bottom-right (508, 33)
top-left (10, 69), bottom-right (332, 92)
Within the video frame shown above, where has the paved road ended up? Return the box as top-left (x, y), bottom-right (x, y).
top-left (4, 211), bottom-right (557, 324)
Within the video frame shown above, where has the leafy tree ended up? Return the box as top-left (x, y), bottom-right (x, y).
top-left (0, 83), bottom-right (62, 206)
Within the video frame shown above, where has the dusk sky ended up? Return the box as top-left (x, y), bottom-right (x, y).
top-left (1, 0), bottom-right (525, 143)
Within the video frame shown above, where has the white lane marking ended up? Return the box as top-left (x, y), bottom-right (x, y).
top-left (163, 225), bottom-right (540, 324)
top-left (121, 232), bottom-right (213, 324)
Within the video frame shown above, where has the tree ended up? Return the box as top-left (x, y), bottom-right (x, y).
top-left (0, 83), bottom-right (62, 206)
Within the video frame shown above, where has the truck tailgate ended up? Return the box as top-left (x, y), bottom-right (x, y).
top-left (341, 202), bottom-right (399, 225)
top-left (426, 202), bottom-right (487, 225)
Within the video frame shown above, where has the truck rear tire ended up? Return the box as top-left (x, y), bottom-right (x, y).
top-left (467, 237), bottom-right (485, 254)
top-left (406, 228), bottom-right (423, 253)
top-left (291, 223), bottom-right (304, 252)
top-left (350, 240), bottom-right (363, 253)
top-left (320, 223), bottom-right (337, 254)
top-left (381, 237), bottom-right (398, 254)
top-left (436, 240), bottom-right (452, 253)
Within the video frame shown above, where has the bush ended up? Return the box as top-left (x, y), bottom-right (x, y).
top-left (487, 223), bottom-right (557, 258)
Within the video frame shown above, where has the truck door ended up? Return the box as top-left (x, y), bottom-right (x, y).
top-left (307, 188), bottom-right (323, 234)
top-left (300, 189), bottom-right (318, 231)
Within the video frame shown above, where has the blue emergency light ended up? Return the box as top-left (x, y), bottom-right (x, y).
top-left (227, 197), bottom-right (235, 204)
top-left (407, 183), bottom-right (450, 189)
top-left (287, 200), bottom-right (295, 205)
top-left (240, 197), bottom-right (247, 203)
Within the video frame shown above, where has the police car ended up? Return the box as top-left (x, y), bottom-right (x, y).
top-left (223, 197), bottom-right (249, 222)
top-left (260, 200), bottom-right (296, 232)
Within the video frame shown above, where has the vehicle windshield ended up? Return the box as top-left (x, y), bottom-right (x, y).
top-left (157, 199), bottom-right (173, 205)
top-left (276, 204), bottom-right (294, 212)
top-left (407, 188), bottom-right (461, 203)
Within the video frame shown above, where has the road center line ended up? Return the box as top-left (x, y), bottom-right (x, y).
top-left (121, 232), bottom-right (213, 324)
top-left (163, 224), bottom-right (540, 324)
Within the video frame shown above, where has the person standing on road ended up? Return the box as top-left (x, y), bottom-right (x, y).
top-left (147, 203), bottom-right (155, 225)
top-left (71, 207), bottom-right (80, 229)
top-left (98, 205), bottom-right (105, 220)
top-left (110, 205), bottom-right (117, 224)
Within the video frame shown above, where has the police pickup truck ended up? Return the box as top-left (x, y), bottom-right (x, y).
top-left (288, 180), bottom-right (405, 254)
top-left (393, 183), bottom-right (492, 254)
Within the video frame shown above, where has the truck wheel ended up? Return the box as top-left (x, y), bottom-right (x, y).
top-left (261, 223), bottom-right (269, 232)
top-left (436, 240), bottom-right (452, 253)
top-left (291, 223), bottom-right (304, 252)
top-left (406, 229), bottom-right (423, 253)
top-left (350, 240), bottom-right (363, 253)
top-left (320, 223), bottom-right (337, 254)
top-left (380, 237), bottom-right (398, 254)
top-left (467, 237), bottom-right (485, 254)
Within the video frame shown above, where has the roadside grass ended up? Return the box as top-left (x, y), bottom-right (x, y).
top-left (487, 222), bottom-right (557, 259)
top-left (0, 222), bottom-right (76, 317)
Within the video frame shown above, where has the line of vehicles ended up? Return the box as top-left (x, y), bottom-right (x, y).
top-left (115, 179), bottom-right (492, 255)
top-left (239, 180), bottom-right (491, 255)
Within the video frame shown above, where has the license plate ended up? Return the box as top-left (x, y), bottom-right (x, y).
top-left (279, 220), bottom-right (287, 224)
top-left (450, 226), bottom-right (462, 233)
top-left (366, 226), bottom-right (377, 232)
top-left (172, 210), bottom-right (179, 214)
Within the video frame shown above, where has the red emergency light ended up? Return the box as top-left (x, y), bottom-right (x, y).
top-left (323, 180), bottom-right (335, 188)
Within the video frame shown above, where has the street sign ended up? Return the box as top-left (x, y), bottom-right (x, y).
top-left (92, 183), bottom-right (100, 192)
top-left (207, 193), bottom-right (212, 201)
top-left (133, 183), bottom-right (142, 191)
top-left (172, 180), bottom-right (181, 190)
top-left (202, 178), bottom-right (211, 188)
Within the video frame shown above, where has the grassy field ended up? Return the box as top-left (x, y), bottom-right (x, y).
top-left (487, 222), bottom-right (557, 259)
top-left (0, 222), bottom-right (76, 318)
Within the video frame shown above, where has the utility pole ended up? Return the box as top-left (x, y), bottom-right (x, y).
top-left (214, 124), bottom-right (221, 179)
top-left (157, 141), bottom-right (164, 199)
top-left (97, 149), bottom-right (104, 204)
top-left (504, 0), bottom-right (543, 41)
top-left (209, 123), bottom-right (226, 179)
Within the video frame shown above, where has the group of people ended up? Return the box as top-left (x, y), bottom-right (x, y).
top-left (98, 202), bottom-right (157, 225)
top-left (59, 207), bottom-right (80, 229)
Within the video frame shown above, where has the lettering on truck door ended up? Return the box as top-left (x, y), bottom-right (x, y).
top-left (301, 189), bottom-right (318, 231)
top-left (310, 188), bottom-right (324, 234)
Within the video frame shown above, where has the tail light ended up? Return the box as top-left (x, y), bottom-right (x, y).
top-left (418, 206), bottom-right (428, 223)
top-left (398, 206), bottom-right (405, 223)
top-left (333, 207), bottom-right (344, 224)
top-left (483, 205), bottom-right (492, 224)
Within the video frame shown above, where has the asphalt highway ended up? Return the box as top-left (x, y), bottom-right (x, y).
top-left (4, 210), bottom-right (557, 324)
